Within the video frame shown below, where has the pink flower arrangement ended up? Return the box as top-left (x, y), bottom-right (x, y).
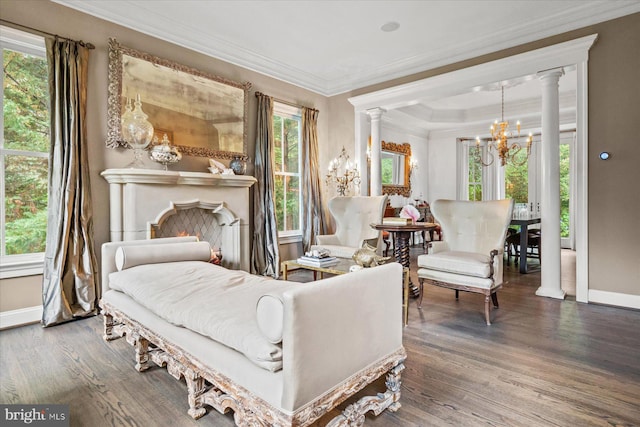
top-left (399, 205), bottom-right (420, 223)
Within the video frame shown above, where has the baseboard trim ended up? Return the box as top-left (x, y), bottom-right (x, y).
top-left (0, 305), bottom-right (42, 330)
top-left (589, 290), bottom-right (640, 310)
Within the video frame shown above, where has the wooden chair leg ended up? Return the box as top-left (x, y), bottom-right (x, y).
top-left (418, 279), bottom-right (424, 309)
top-left (491, 292), bottom-right (499, 308)
top-left (484, 295), bottom-right (491, 325)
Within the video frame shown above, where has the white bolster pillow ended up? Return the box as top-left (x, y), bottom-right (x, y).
top-left (256, 293), bottom-right (285, 344)
top-left (115, 241), bottom-right (212, 271)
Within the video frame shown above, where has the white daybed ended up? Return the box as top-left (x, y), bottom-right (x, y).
top-left (100, 237), bottom-right (406, 426)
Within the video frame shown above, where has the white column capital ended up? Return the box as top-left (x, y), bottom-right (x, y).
top-left (537, 67), bottom-right (565, 82)
top-left (366, 107), bottom-right (386, 120)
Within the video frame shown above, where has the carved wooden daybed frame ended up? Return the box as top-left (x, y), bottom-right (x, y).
top-left (100, 238), bottom-right (407, 426)
top-left (102, 302), bottom-right (405, 426)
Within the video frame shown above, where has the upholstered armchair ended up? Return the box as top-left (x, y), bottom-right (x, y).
top-left (311, 195), bottom-right (388, 258)
top-left (417, 199), bottom-right (514, 325)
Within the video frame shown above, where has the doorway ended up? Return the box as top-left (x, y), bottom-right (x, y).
top-left (349, 34), bottom-right (596, 302)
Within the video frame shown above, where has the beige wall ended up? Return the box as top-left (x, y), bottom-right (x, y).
top-left (329, 13), bottom-right (640, 297)
top-left (0, 276), bottom-right (41, 312)
top-left (1, 0), bottom-right (331, 312)
top-left (1, 2), bottom-right (638, 312)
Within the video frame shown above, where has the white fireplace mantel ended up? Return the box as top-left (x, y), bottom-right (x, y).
top-left (101, 169), bottom-right (256, 271)
top-left (101, 168), bottom-right (257, 187)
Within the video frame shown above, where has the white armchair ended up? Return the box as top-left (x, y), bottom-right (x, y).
top-left (311, 195), bottom-right (388, 258)
top-left (417, 199), bottom-right (514, 325)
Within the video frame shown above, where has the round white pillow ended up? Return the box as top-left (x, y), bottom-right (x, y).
top-left (256, 294), bottom-right (285, 344)
top-left (115, 241), bottom-right (212, 271)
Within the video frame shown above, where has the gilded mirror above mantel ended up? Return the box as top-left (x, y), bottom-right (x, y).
top-left (107, 38), bottom-right (251, 160)
top-left (381, 141), bottom-right (412, 198)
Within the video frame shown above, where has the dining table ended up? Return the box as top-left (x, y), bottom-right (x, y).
top-left (510, 216), bottom-right (541, 274)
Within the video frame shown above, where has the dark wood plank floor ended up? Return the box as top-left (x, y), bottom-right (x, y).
top-left (2, 248), bottom-right (639, 426)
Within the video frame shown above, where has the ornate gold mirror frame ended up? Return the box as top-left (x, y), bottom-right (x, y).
top-left (381, 141), bottom-right (412, 197)
top-left (107, 38), bottom-right (251, 160)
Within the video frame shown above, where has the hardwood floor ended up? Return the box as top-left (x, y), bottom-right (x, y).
top-left (2, 248), bottom-right (639, 426)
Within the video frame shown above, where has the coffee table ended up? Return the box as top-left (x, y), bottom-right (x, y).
top-left (281, 258), bottom-right (356, 280)
top-left (281, 259), bottom-right (410, 326)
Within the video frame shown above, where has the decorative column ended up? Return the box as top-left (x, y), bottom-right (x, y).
top-left (536, 68), bottom-right (565, 299)
top-left (367, 108), bottom-right (385, 196)
top-left (355, 112), bottom-right (370, 195)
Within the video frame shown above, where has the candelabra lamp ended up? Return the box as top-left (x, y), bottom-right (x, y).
top-left (121, 94), bottom-right (154, 168)
top-left (326, 146), bottom-right (361, 196)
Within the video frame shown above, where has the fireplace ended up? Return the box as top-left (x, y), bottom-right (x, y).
top-left (102, 169), bottom-right (256, 271)
top-left (149, 200), bottom-right (239, 269)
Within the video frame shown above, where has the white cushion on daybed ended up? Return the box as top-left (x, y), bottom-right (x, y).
top-left (109, 261), bottom-right (298, 371)
top-left (114, 241), bottom-right (212, 271)
top-left (256, 293), bottom-right (286, 344)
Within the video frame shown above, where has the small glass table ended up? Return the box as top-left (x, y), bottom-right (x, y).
top-left (281, 259), bottom-right (410, 326)
top-left (281, 258), bottom-right (356, 280)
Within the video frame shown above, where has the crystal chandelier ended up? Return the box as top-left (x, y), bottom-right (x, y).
top-left (475, 86), bottom-right (533, 167)
top-left (121, 94), bottom-right (154, 168)
top-left (326, 146), bottom-right (361, 196)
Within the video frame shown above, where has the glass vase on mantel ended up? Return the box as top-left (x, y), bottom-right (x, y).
top-left (121, 94), bottom-right (154, 168)
top-left (148, 134), bottom-right (182, 170)
top-left (229, 156), bottom-right (246, 175)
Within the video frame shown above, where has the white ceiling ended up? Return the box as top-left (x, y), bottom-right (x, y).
top-left (53, 0), bottom-right (640, 96)
top-left (52, 0), bottom-right (640, 136)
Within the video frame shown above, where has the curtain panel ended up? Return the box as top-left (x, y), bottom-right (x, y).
top-left (251, 93), bottom-right (280, 277)
top-left (42, 38), bottom-right (98, 327)
top-left (301, 107), bottom-right (327, 252)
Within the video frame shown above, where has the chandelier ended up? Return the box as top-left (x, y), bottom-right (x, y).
top-left (326, 146), bottom-right (361, 196)
top-left (475, 86), bottom-right (533, 167)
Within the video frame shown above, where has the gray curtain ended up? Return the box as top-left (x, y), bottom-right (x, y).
top-left (301, 107), bottom-right (327, 251)
top-left (251, 93), bottom-right (280, 277)
top-left (42, 38), bottom-right (98, 327)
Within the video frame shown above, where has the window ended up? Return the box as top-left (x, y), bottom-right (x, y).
top-left (504, 149), bottom-right (529, 204)
top-left (1, 27), bottom-right (49, 278)
top-left (468, 146), bottom-right (483, 201)
top-left (272, 103), bottom-right (301, 239)
top-left (559, 143), bottom-right (570, 239)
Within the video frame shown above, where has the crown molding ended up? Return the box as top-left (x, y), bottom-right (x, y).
top-left (427, 109), bottom-right (576, 142)
top-left (53, 1), bottom-right (637, 96)
top-left (349, 34), bottom-right (597, 111)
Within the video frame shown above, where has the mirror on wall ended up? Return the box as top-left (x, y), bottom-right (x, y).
top-left (106, 38), bottom-right (251, 160)
top-left (381, 141), bottom-right (412, 197)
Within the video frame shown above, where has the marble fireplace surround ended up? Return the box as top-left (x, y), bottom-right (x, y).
top-left (101, 169), bottom-right (256, 272)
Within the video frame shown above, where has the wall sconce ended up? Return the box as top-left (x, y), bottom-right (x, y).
top-left (409, 157), bottom-right (418, 172)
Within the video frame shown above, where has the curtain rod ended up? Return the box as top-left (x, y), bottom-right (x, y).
top-left (0, 19), bottom-right (95, 49)
top-left (255, 91), bottom-right (318, 113)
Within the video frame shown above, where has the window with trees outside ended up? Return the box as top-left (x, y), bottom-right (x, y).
top-left (468, 146), bottom-right (482, 201)
top-left (504, 148), bottom-right (529, 204)
top-left (273, 103), bottom-right (301, 239)
top-left (1, 27), bottom-right (49, 277)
